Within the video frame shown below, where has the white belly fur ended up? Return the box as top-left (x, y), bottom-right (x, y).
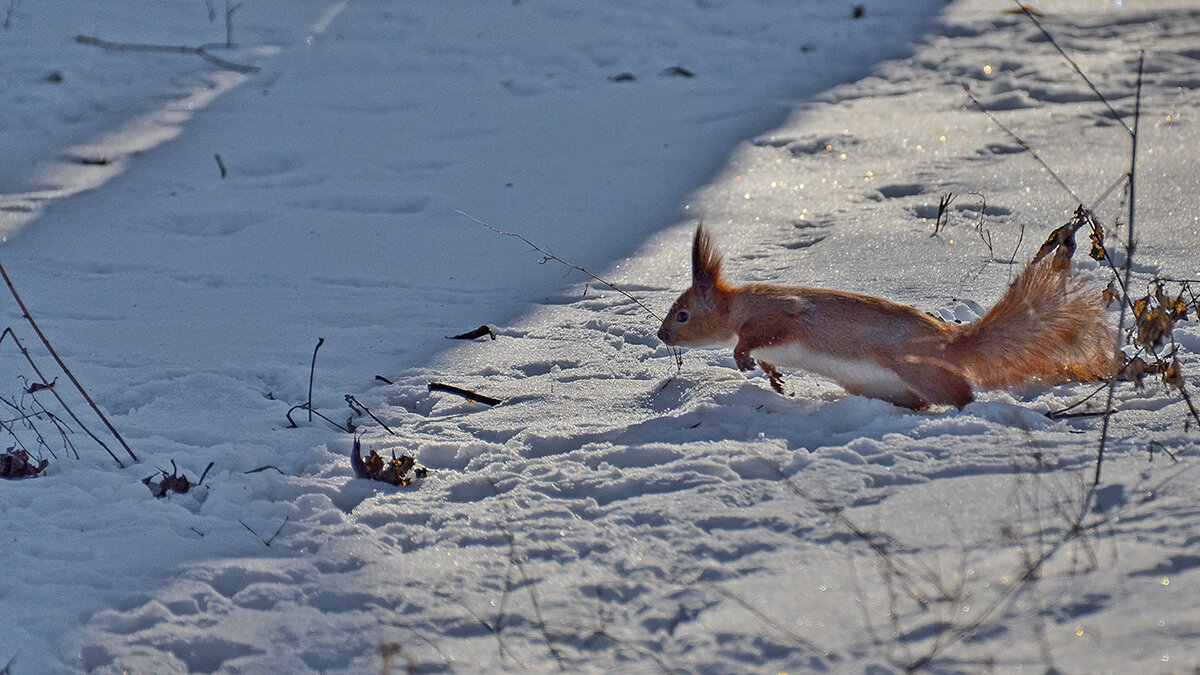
top-left (752, 342), bottom-right (912, 401)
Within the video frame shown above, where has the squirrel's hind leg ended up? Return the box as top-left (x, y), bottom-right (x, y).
top-left (891, 357), bottom-right (974, 409)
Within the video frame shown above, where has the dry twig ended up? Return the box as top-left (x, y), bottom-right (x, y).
top-left (75, 34), bottom-right (258, 73)
top-left (458, 210), bottom-right (663, 321)
top-left (428, 382), bottom-right (502, 406)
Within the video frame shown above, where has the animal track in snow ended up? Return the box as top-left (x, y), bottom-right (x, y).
top-left (875, 183), bottom-right (925, 199)
top-left (785, 134), bottom-right (860, 157)
top-left (782, 220), bottom-right (833, 250)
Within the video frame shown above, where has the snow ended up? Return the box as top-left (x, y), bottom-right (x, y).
top-left (1, 0), bottom-right (1198, 672)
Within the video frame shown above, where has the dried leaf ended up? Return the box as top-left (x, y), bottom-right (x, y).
top-left (1132, 295), bottom-right (1149, 320)
top-left (143, 460), bottom-right (213, 498)
top-left (1088, 221), bottom-right (1106, 260)
top-left (1131, 285), bottom-right (1187, 351)
top-left (1135, 306), bottom-right (1170, 350)
top-left (1155, 283), bottom-right (1171, 311)
top-left (26, 379), bottom-right (56, 394)
top-left (1032, 206), bottom-right (1092, 265)
top-left (1169, 291), bottom-right (1189, 321)
top-left (0, 449), bottom-right (48, 479)
top-left (1101, 280), bottom-right (1120, 307)
top-left (1034, 221), bottom-right (1075, 263)
top-left (1120, 357), bottom-right (1153, 388)
top-left (1163, 359), bottom-right (1185, 389)
top-left (351, 438), bottom-right (427, 487)
top-left (1003, 6), bottom-right (1048, 17)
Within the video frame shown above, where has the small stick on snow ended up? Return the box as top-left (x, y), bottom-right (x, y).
top-left (244, 465), bottom-right (285, 475)
top-left (428, 382), bottom-right (502, 406)
top-left (239, 516), bottom-right (290, 547)
top-left (223, 0), bottom-right (242, 48)
top-left (345, 395), bottom-right (395, 434)
top-left (446, 325), bottom-right (496, 340)
top-left (285, 403), bottom-right (350, 432)
top-left (307, 337), bottom-right (324, 423)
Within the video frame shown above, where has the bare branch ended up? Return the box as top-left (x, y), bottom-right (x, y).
top-left (75, 34), bottom-right (259, 74)
top-left (1093, 51), bottom-right (1144, 490)
top-left (1011, 1), bottom-right (1130, 134)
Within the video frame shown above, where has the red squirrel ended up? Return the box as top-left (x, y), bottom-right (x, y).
top-left (657, 225), bottom-right (1114, 409)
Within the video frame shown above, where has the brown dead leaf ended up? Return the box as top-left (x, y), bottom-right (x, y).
top-left (0, 449), bottom-right (48, 479)
top-left (1102, 280), bottom-right (1120, 307)
top-left (1163, 359), bottom-right (1185, 389)
top-left (143, 461), bottom-right (214, 498)
top-left (1088, 221), bottom-right (1106, 261)
top-left (1119, 356), bottom-right (1156, 388)
top-left (351, 438), bottom-right (428, 487)
top-left (1003, 7), bottom-right (1048, 17)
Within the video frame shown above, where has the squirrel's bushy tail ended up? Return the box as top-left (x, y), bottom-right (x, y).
top-left (947, 255), bottom-right (1115, 390)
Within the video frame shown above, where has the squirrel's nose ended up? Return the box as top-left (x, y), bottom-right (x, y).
top-left (657, 326), bottom-right (671, 343)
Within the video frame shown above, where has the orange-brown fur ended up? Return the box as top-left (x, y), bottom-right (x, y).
top-left (657, 225), bottom-right (1114, 409)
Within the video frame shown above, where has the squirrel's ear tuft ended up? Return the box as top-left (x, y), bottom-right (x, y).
top-left (692, 224), bottom-right (724, 297)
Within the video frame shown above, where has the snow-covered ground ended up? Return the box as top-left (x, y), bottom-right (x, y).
top-left (1, 0), bottom-right (1198, 672)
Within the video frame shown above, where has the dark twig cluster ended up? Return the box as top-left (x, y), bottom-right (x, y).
top-left (0, 263), bottom-right (136, 467)
top-left (968, 7), bottom-right (1197, 486)
top-left (143, 460), bottom-right (214, 498)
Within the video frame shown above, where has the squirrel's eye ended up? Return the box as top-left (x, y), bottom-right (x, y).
top-left (675, 311), bottom-right (689, 323)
